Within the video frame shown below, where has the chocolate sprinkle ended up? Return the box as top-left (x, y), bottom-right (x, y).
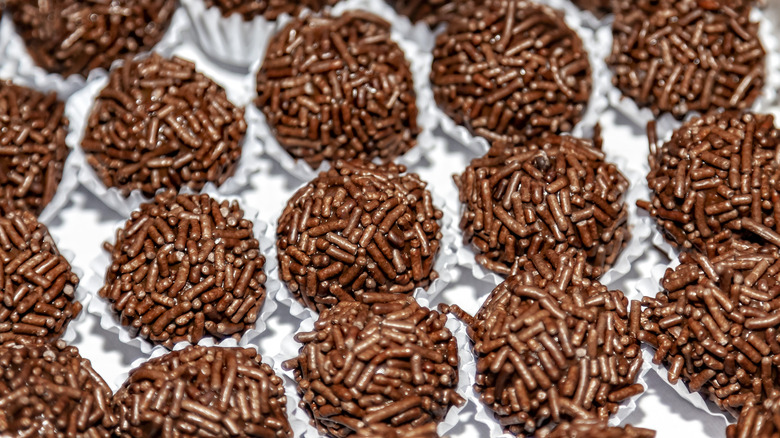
top-left (113, 345), bottom-right (292, 437)
top-left (0, 209), bottom-right (81, 344)
top-left (540, 419), bottom-right (656, 438)
top-left (446, 273), bottom-right (644, 435)
top-left (83, 53), bottom-right (246, 198)
top-left (431, 0), bottom-right (592, 144)
top-left (455, 135), bottom-right (630, 280)
top-left (99, 190), bottom-right (266, 348)
top-left (608, 0), bottom-right (765, 118)
top-left (356, 422), bottom-right (439, 438)
top-left (282, 296), bottom-right (464, 437)
top-left (5, 0), bottom-right (176, 78)
top-left (727, 396), bottom-right (780, 438)
top-left (255, 11), bottom-right (420, 169)
top-left (386, 0), bottom-right (459, 27)
top-left (276, 160), bottom-right (442, 313)
top-left (0, 81), bottom-right (70, 216)
top-left (640, 240), bottom-right (780, 411)
top-left (638, 111), bottom-right (780, 252)
top-left (203, 0), bottom-right (340, 20)
top-left (0, 340), bottom-right (116, 437)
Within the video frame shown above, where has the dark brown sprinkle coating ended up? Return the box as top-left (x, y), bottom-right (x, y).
top-left (638, 111), bottom-right (780, 252)
top-left (255, 11), bottom-right (420, 169)
top-left (727, 396), bottom-right (780, 438)
top-left (0, 81), bottom-right (70, 217)
top-left (640, 240), bottom-right (780, 412)
top-left (203, 0), bottom-right (340, 20)
top-left (99, 190), bottom-right (266, 349)
top-left (431, 0), bottom-right (592, 144)
top-left (0, 210), bottom-right (81, 344)
top-left (386, 0), bottom-right (460, 27)
top-left (5, 0), bottom-right (177, 78)
top-left (539, 419), bottom-right (656, 438)
top-left (113, 345), bottom-right (291, 438)
top-left (569, 0), bottom-right (610, 17)
top-left (276, 160), bottom-right (442, 313)
top-left (84, 53), bottom-right (246, 198)
top-left (455, 134), bottom-right (630, 280)
top-left (445, 274), bottom-right (644, 436)
top-left (282, 296), bottom-right (464, 438)
top-left (356, 422), bottom-right (439, 438)
top-left (607, 0), bottom-right (765, 119)
top-left (0, 340), bottom-right (116, 437)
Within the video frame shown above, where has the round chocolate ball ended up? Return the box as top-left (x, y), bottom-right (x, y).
top-left (276, 160), bottom-right (442, 313)
top-left (0, 209), bottom-right (81, 344)
top-left (640, 240), bottom-right (780, 411)
top-left (0, 81), bottom-right (70, 216)
top-left (99, 190), bottom-right (266, 348)
top-left (282, 295), bottom-right (464, 437)
top-left (113, 345), bottom-right (291, 437)
top-left (255, 11), bottom-right (420, 169)
top-left (431, 0), bottom-right (592, 144)
top-left (539, 419), bottom-right (656, 438)
top-left (607, 0), bottom-right (765, 118)
top-left (455, 134), bottom-right (630, 280)
top-left (83, 53), bottom-right (246, 198)
top-left (5, 0), bottom-right (176, 78)
top-left (727, 397), bottom-right (780, 438)
top-left (638, 111), bottom-right (780, 252)
top-left (446, 274), bottom-right (644, 435)
top-left (386, 0), bottom-right (459, 27)
top-left (203, 0), bottom-right (340, 20)
top-left (0, 341), bottom-right (116, 436)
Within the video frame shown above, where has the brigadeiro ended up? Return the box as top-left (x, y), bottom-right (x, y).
top-left (0, 81), bottom-right (69, 216)
top-left (639, 238), bottom-right (780, 411)
top-left (203, 0), bottom-right (340, 20)
top-left (83, 53), bottom-right (246, 198)
top-left (113, 345), bottom-right (291, 437)
top-left (431, 0), bottom-right (592, 144)
top-left (0, 340), bottom-right (116, 437)
top-left (4, 0), bottom-right (177, 78)
top-left (445, 273), bottom-right (644, 435)
top-left (727, 397), bottom-right (780, 438)
top-left (386, 0), bottom-right (459, 27)
top-left (0, 209), bottom-right (81, 344)
top-left (255, 11), bottom-right (420, 169)
top-left (455, 134), bottom-right (630, 280)
top-left (539, 419), bottom-right (656, 438)
top-left (283, 295), bottom-right (464, 437)
top-left (276, 160), bottom-right (442, 313)
top-left (638, 111), bottom-right (780, 252)
top-left (607, 0), bottom-right (765, 119)
top-left (98, 190), bottom-right (267, 349)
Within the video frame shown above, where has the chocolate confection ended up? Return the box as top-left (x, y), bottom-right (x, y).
top-left (0, 340), bottom-right (116, 437)
top-left (455, 135), bottom-right (630, 280)
top-left (446, 273), bottom-right (644, 435)
top-left (0, 81), bottom-right (69, 216)
top-left (638, 112), bottom-right (780, 252)
top-left (640, 239), bottom-right (780, 410)
top-left (113, 345), bottom-right (291, 437)
top-left (83, 53), bottom-right (246, 198)
top-left (727, 397), bottom-right (780, 438)
top-left (277, 160), bottom-right (442, 313)
top-left (203, 0), bottom-right (340, 20)
top-left (99, 191), bottom-right (266, 348)
top-left (386, 0), bottom-right (459, 27)
top-left (540, 419), bottom-right (656, 438)
top-left (608, 0), bottom-right (765, 118)
top-left (283, 296), bottom-right (464, 437)
top-left (255, 11), bottom-right (420, 169)
top-left (0, 210), bottom-right (81, 344)
top-left (431, 0), bottom-right (592, 144)
top-left (5, 0), bottom-right (177, 78)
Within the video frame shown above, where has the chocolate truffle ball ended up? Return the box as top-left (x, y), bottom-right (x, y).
top-left (640, 240), bottom-right (780, 411)
top-left (0, 341), bottom-right (116, 437)
top-left (83, 53), bottom-right (246, 198)
top-left (386, 0), bottom-right (459, 27)
top-left (0, 81), bottom-right (70, 216)
top-left (0, 209), bottom-right (81, 344)
top-left (431, 0), bottom-right (592, 144)
top-left (446, 274), bottom-right (644, 436)
top-left (540, 419), bottom-right (656, 438)
top-left (277, 160), bottom-right (442, 313)
top-left (113, 345), bottom-right (291, 437)
top-left (455, 135), bottom-right (630, 280)
top-left (638, 112), bottom-right (780, 252)
top-left (607, 0), bottom-right (765, 119)
top-left (255, 11), bottom-right (420, 169)
top-left (5, 0), bottom-right (176, 78)
top-left (727, 397), bottom-right (780, 438)
top-left (99, 190), bottom-right (266, 348)
top-left (203, 0), bottom-right (340, 20)
top-left (569, 0), bottom-right (610, 17)
top-left (282, 296), bottom-right (464, 437)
